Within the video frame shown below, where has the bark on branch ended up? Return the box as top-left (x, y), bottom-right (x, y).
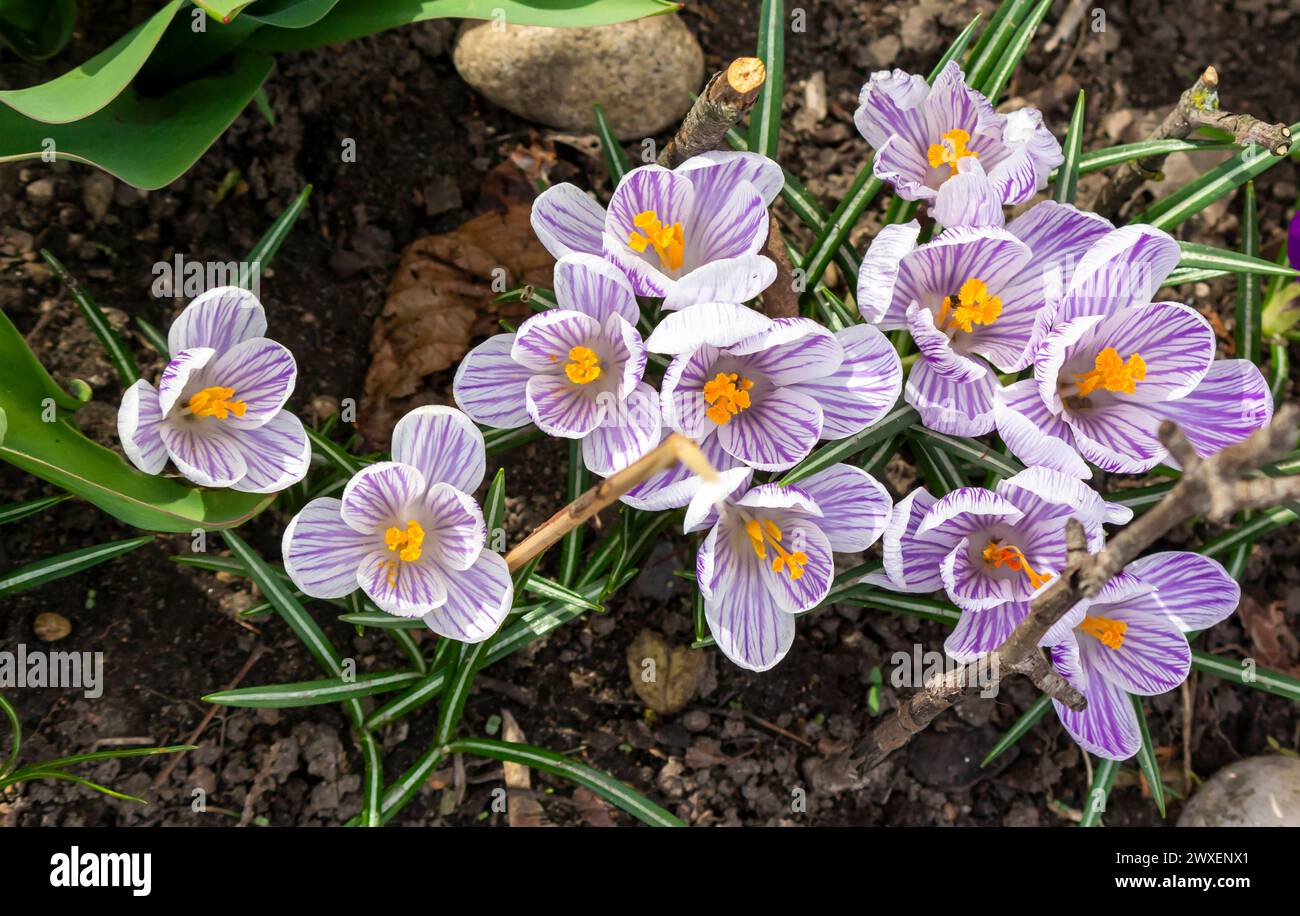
top-left (657, 57), bottom-right (766, 168)
top-left (851, 404), bottom-right (1300, 775)
top-left (1091, 66), bottom-right (1292, 219)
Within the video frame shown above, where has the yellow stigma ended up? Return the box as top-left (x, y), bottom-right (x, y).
top-left (937, 278), bottom-right (1002, 333)
top-left (744, 518), bottom-right (809, 581)
top-left (1074, 347), bottom-right (1147, 397)
top-left (1079, 614), bottom-right (1128, 650)
top-left (982, 541), bottom-right (1053, 589)
top-left (564, 345), bottom-right (602, 385)
top-left (186, 386), bottom-right (247, 420)
top-left (702, 371), bottom-right (754, 425)
top-left (384, 519), bottom-right (425, 564)
top-left (627, 209), bottom-right (685, 271)
top-left (927, 128), bottom-right (980, 175)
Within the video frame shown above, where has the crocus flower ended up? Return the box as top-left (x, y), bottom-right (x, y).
top-left (282, 406), bottom-right (512, 641)
top-left (530, 151), bottom-right (782, 309)
top-left (854, 62), bottom-right (1063, 223)
top-left (867, 467), bottom-right (1131, 656)
top-left (637, 303), bottom-right (901, 497)
top-left (857, 200), bottom-right (1112, 446)
top-left (692, 463), bottom-right (892, 670)
top-left (996, 225), bottom-right (1274, 475)
top-left (453, 253), bottom-right (660, 477)
top-left (117, 286), bottom-right (309, 492)
top-left (1042, 552), bottom-right (1239, 759)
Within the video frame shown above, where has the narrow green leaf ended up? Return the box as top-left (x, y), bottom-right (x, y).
top-left (981, 694), bottom-right (1051, 768)
top-left (929, 14), bottom-right (982, 79)
top-left (1270, 338), bottom-right (1289, 405)
top-left (1054, 91), bottom-right (1085, 204)
top-left (305, 426), bottom-right (364, 476)
top-left (980, 0), bottom-right (1051, 104)
top-left (0, 769), bottom-right (147, 803)
top-left (842, 589), bottom-right (963, 625)
top-left (336, 611), bottom-right (424, 630)
top-left (0, 492), bottom-right (70, 525)
top-left (221, 529), bottom-right (364, 730)
top-left (1191, 649), bottom-right (1300, 702)
top-left (1079, 757), bottom-right (1121, 827)
top-left (484, 424), bottom-right (546, 456)
top-left (246, 185), bottom-right (313, 277)
top-left (748, 0), bottom-right (784, 160)
top-left (359, 730), bottom-right (383, 828)
top-left (9, 744), bottom-right (194, 773)
top-left (1199, 505), bottom-right (1298, 558)
top-left (592, 102), bottom-right (630, 183)
top-left (781, 404), bottom-right (918, 484)
top-left (1071, 138), bottom-right (1236, 175)
top-left (1129, 696), bottom-right (1166, 817)
top-left (909, 435), bottom-right (966, 495)
top-left (801, 166), bottom-right (885, 291)
top-left (1179, 239), bottom-right (1296, 281)
top-left (559, 439), bottom-right (586, 586)
top-left (1, 693), bottom-right (22, 778)
top-left (1105, 481), bottom-right (1176, 513)
top-left (525, 574), bottom-right (603, 612)
top-left (134, 316), bottom-right (169, 358)
top-left (0, 535), bottom-right (152, 598)
top-left (964, 0), bottom-right (1026, 85)
top-left (450, 737), bottom-right (685, 826)
top-left (388, 626), bottom-right (426, 674)
top-left (911, 428), bottom-right (1024, 478)
top-left (41, 249), bottom-right (139, 385)
top-left (1237, 185), bottom-right (1265, 365)
top-left (205, 671), bottom-right (422, 708)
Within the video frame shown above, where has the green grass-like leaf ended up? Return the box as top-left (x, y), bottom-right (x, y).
top-left (1130, 696), bottom-right (1166, 817)
top-left (1079, 757), bottom-right (1121, 827)
top-left (245, 184), bottom-right (313, 279)
top-left (1054, 90), bottom-right (1085, 204)
top-left (0, 535), bottom-right (152, 598)
top-left (981, 694), bottom-right (1051, 768)
top-left (781, 404), bottom-right (918, 485)
top-left (748, 0), bottom-right (784, 160)
top-left (592, 102), bottom-right (629, 183)
top-left (979, 0), bottom-right (1051, 104)
top-left (205, 670), bottom-right (423, 708)
top-left (41, 250), bottom-right (139, 386)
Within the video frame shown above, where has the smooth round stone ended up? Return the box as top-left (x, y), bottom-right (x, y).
top-left (1177, 756), bottom-right (1300, 827)
top-left (452, 15), bottom-right (703, 141)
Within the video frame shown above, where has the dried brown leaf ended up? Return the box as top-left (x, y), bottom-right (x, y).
top-left (626, 628), bottom-right (707, 715)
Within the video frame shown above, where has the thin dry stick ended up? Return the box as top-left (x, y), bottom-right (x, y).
top-left (503, 433), bottom-right (717, 573)
top-left (760, 212), bottom-right (802, 319)
top-left (657, 57), bottom-right (766, 168)
top-left (853, 405), bottom-right (1300, 774)
top-left (1090, 66), bottom-right (1292, 218)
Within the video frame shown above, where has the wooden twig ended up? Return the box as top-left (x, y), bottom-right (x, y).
top-left (657, 57), bottom-right (766, 168)
top-left (851, 405), bottom-right (1300, 775)
top-left (760, 213), bottom-right (801, 318)
top-left (1090, 66), bottom-right (1292, 218)
top-left (503, 433), bottom-right (717, 573)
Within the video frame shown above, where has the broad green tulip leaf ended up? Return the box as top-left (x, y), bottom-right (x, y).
top-left (0, 50), bottom-right (274, 189)
top-left (244, 0), bottom-right (344, 28)
top-left (0, 0), bottom-right (75, 62)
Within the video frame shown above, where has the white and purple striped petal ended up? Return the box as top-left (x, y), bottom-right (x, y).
top-left (905, 355), bottom-right (998, 436)
top-left (358, 550), bottom-right (447, 618)
top-left (987, 108), bottom-right (1064, 206)
top-left (1063, 401), bottom-right (1165, 474)
top-left (854, 68), bottom-right (931, 153)
top-left (704, 546), bottom-right (797, 672)
top-left (945, 602), bottom-right (1030, 662)
top-left (228, 409), bottom-right (311, 493)
top-left (646, 302), bottom-right (774, 356)
top-left (158, 346), bottom-right (216, 417)
top-left (201, 336), bottom-right (298, 430)
top-left (453, 333), bottom-right (533, 429)
top-left (423, 549), bottom-right (513, 643)
top-left (857, 220), bottom-right (921, 326)
top-left (530, 183), bottom-right (606, 259)
top-left (728, 318), bottom-right (844, 386)
top-left (793, 464), bottom-right (892, 552)
top-left (1144, 359), bottom-right (1274, 459)
top-left (994, 379), bottom-right (1090, 478)
top-left (583, 382), bottom-right (661, 477)
top-left (1053, 653), bottom-right (1142, 760)
top-left (1081, 593), bottom-right (1191, 696)
top-left (511, 309), bottom-right (602, 372)
top-left (282, 497), bottom-right (377, 599)
top-left (117, 379), bottom-right (168, 475)
top-left (716, 387), bottom-right (823, 471)
top-left (420, 482), bottom-right (486, 571)
top-left (526, 374), bottom-right (606, 438)
top-left (159, 420), bottom-right (246, 488)
top-left (660, 254), bottom-right (777, 312)
top-left (932, 157), bottom-right (1005, 229)
top-left (1075, 302), bottom-right (1214, 403)
top-left (552, 253), bottom-right (640, 325)
top-left (1126, 551), bottom-right (1240, 632)
top-left (340, 461), bottom-right (425, 534)
top-left (392, 405), bottom-right (487, 494)
top-left (868, 487), bottom-right (952, 593)
top-left (675, 150), bottom-right (784, 206)
top-left (167, 286), bottom-right (266, 356)
top-left (787, 324), bottom-right (903, 438)
top-left (1048, 225), bottom-right (1181, 329)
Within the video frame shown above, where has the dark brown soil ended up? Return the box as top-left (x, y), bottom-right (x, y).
top-left (1, 0), bottom-right (1297, 827)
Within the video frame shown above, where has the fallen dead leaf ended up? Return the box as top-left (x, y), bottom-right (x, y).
top-left (501, 709), bottom-right (553, 827)
top-left (626, 628), bottom-right (707, 715)
top-left (572, 787), bottom-right (617, 827)
top-left (1239, 596), bottom-right (1300, 676)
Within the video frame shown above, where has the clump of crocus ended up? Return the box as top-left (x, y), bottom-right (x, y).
top-left (454, 253), bottom-right (660, 477)
top-left (692, 464), bottom-right (892, 670)
top-left (282, 406), bottom-right (512, 641)
top-left (998, 225), bottom-right (1274, 474)
top-left (857, 200), bottom-right (1111, 449)
top-left (868, 466), bottom-right (1131, 661)
top-left (530, 151), bottom-right (781, 308)
top-left (854, 62), bottom-right (1063, 225)
top-left (639, 303), bottom-right (902, 491)
top-left (1042, 553), bottom-right (1239, 760)
top-left (117, 286), bottom-right (309, 492)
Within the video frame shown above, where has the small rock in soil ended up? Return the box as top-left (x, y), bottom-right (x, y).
top-left (1177, 755), bottom-right (1300, 826)
top-left (33, 612), bottom-right (71, 642)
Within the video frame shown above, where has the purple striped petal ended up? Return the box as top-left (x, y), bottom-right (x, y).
top-left (854, 68), bottom-right (931, 152)
top-left (604, 165), bottom-right (695, 294)
top-left (733, 481), bottom-right (822, 516)
top-left (788, 324), bottom-right (902, 438)
top-left (1063, 401), bottom-right (1165, 474)
top-left (602, 229), bottom-right (673, 297)
top-left (793, 464), bottom-right (892, 552)
top-left (1126, 551), bottom-right (1240, 632)
top-left (340, 461), bottom-right (425, 534)
top-left (892, 226), bottom-right (1033, 336)
top-left (117, 379), bottom-right (168, 474)
top-left (228, 409), bottom-right (311, 493)
top-left (857, 220), bottom-right (921, 326)
top-left (685, 466), bottom-right (754, 534)
top-left (646, 302), bottom-right (773, 355)
top-left (945, 602), bottom-right (1030, 662)
top-left (905, 354), bottom-right (998, 436)
top-left (583, 382), bottom-right (661, 477)
top-left (1007, 200), bottom-right (1113, 271)
top-left (660, 344), bottom-right (718, 439)
top-left (158, 347), bottom-right (216, 417)
top-left (1076, 302), bottom-right (1214, 403)
top-left (1050, 633), bottom-right (1088, 691)
top-left (530, 182), bottom-right (606, 259)
top-left (202, 337), bottom-right (297, 429)
top-left (941, 538), bottom-right (1028, 611)
top-left (759, 515), bottom-right (834, 614)
top-left (1050, 225), bottom-right (1181, 328)
top-left (716, 387), bottom-right (823, 472)
top-left (680, 170), bottom-right (768, 264)
top-left (873, 487), bottom-right (951, 592)
top-left (676, 150), bottom-right (784, 206)
top-left (704, 543), bottom-right (797, 671)
top-left (729, 318), bottom-right (844, 386)
top-left (987, 108), bottom-right (1064, 206)
top-left (920, 486), bottom-right (1024, 538)
top-left (358, 550), bottom-right (447, 618)
top-left (423, 549), bottom-right (512, 642)
top-left (661, 255), bottom-right (776, 312)
top-left (923, 62), bottom-right (1002, 157)
top-left (1033, 313), bottom-right (1107, 416)
top-left (1144, 359), bottom-right (1274, 459)
top-left (511, 309), bottom-right (602, 372)
top-left (932, 157), bottom-right (1005, 229)
top-left (874, 135), bottom-right (939, 201)
top-left (526, 374), bottom-right (606, 438)
top-left (159, 420), bottom-right (246, 487)
top-left (282, 497), bottom-right (375, 599)
top-left (392, 405), bottom-right (487, 494)
top-left (167, 286), bottom-right (266, 356)
top-left (1054, 657), bottom-right (1141, 760)
top-left (1081, 594), bottom-right (1191, 696)
top-left (552, 253), bottom-right (639, 325)
top-left (621, 430), bottom-right (747, 512)
top-left (603, 313), bottom-right (646, 401)
top-left (420, 482), bottom-right (486, 571)
top-left (994, 379), bottom-right (1091, 478)
top-left (453, 333), bottom-right (532, 429)
top-left (907, 302), bottom-right (989, 383)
